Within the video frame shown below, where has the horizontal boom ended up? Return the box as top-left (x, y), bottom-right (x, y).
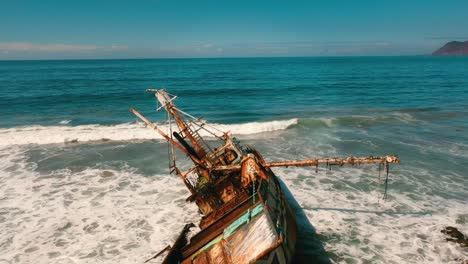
top-left (212, 155), bottom-right (399, 171)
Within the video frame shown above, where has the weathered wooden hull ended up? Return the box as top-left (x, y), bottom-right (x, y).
top-left (175, 168), bottom-right (297, 264)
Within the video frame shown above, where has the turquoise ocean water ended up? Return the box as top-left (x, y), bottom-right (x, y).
top-left (0, 56), bottom-right (467, 263)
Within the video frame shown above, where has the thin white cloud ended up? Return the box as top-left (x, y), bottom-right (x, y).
top-left (0, 42), bottom-right (97, 52)
top-left (159, 43), bottom-right (218, 53)
top-left (223, 40), bottom-right (430, 56)
top-left (0, 42), bottom-right (127, 52)
top-left (133, 40), bottom-right (433, 58)
top-left (109, 45), bottom-right (128, 51)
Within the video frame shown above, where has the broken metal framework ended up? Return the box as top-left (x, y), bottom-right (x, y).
top-left (130, 89), bottom-right (400, 264)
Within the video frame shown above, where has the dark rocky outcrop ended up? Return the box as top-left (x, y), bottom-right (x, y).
top-left (433, 41), bottom-right (468, 55)
top-left (441, 226), bottom-right (468, 247)
top-left (441, 226), bottom-right (468, 264)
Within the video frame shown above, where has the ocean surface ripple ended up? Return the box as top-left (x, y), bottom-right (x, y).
top-left (0, 57), bottom-right (467, 263)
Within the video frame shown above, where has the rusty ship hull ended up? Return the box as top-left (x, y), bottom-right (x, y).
top-left (179, 154), bottom-right (298, 264)
top-left (131, 89), bottom-right (399, 264)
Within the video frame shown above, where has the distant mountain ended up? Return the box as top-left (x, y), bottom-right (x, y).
top-left (432, 41), bottom-right (468, 55)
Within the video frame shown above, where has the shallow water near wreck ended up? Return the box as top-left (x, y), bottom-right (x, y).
top-left (0, 56), bottom-right (467, 263)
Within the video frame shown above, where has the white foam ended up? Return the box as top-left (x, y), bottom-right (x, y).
top-left (59, 120), bottom-right (72, 125)
top-left (0, 118), bottom-right (298, 146)
top-left (392, 112), bottom-right (419, 124)
top-left (319, 117), bottom-right (336, 127)
top-left (275, 165), bottom-right (468, 264)
top-left (1, 125), bottom-right (467, 264)
top-left (0, 146), bottom-right (200, 264)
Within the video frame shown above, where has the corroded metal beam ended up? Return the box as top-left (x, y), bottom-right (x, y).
top-left (266, 155), bottom-right (400, 167)
top-left (211, 155), bottom-right (400, 171)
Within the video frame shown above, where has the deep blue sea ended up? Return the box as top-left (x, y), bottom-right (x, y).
top-left (0, 56), bottom-right (467, 263)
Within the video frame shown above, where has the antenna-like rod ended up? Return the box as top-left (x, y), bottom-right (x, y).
top-left (129, 107), bottom-right (204, 167)
top-left (152, 89), bottom-right (209, 161)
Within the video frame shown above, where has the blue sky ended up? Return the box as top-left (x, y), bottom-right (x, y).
top-left (1, 0), bottom-right (467, 59)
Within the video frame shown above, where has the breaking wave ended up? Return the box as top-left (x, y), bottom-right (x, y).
top-left (291, 112), bottom-right (426, 131)
top-left (0, 118), bottom-right (298, 146)
top-left (59, 119), bottom-right (72, 125)
top-left (0, 146), bottom-right (199, 264)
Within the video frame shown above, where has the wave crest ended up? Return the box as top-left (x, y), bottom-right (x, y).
top-left (0, 118), bottom-right (298, 146)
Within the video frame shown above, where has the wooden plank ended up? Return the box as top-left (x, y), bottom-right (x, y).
top-left (200, 191), bottom-right (249, 229)
top-left (182, 197), bottom-right (259, 259)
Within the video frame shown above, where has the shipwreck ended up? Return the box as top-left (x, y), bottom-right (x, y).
top-left (130, 89), bottom-right (400, 264)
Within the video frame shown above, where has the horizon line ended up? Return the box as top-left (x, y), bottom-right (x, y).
top-left (0, 54), bottom-right (434, 62)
